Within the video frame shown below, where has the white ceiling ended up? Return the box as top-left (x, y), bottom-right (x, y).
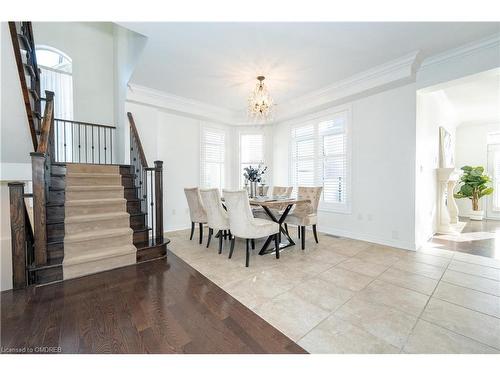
top-left (121, 22), bottom-right (500, 113)
top-left (441, 68), bottom-right (500, 127)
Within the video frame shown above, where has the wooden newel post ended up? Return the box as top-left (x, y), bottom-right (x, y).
top-left (8, 182), bottom-right (27, 289)
top-left (154, 160), bottom-right (163, 240)
top-left (30, 152), bottom-right (47, 266)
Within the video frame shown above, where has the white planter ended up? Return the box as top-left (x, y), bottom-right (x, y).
top-left (469, 210), bottom-right (484, 221)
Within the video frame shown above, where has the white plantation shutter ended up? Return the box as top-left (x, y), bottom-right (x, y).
top-left (319, 117), bottom-right (348, 206)
top-left (291, 125), bottom-right (315, 190)
top-left (200, 127), bottom-right (225, 190)
top-left (240, 133), bottom-right (265, 186)
top-left (40, 67), bottom-right (73, 120)
top-left (290, 111), bottom-right (350, 212)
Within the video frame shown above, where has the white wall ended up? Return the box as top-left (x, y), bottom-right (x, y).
top-left (33, 22), bottom-right (115, 126)
top-left (455, 123), bottom-right (500, 215)
top-left (113, 25), bottom-right (147, 164)
top-left (125, 99), bottom-right (275, 233)
top-left (1, 23), bottom-right (34, 291)
top-left (415, 89), bottom-right (458, 247)
top-left (125, 101), bottom-right (227, 231)
top-left (273, 84), bottom-right (417, 250)
top-left (0, 23), bottom-right (33, 166)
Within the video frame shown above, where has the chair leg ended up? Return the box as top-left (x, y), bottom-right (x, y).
top-left (190, 222), bottom-right (195, 240)
top-left (274, 234), bottom-right (280, 259)
top-left (245, 239), bottom-right (250, 267)
top-left (301, 226), bottom-right (305, 250)
top-left (298, 225), bottom-right (300, 239)
top-left (229, 236), bottom-right (235, 259)
top-left (312, 224), bottom-right (319, 243)
top-left (251, 239), bottom-right (255, 250)
top-left (284, 223), bottom-right (289, 235)
top-left (218, 230), bottom-right (223, 254)
top-left (199, 223), bottom-right (203, 244)
top-left (206, 228), bottom-right (213, 248)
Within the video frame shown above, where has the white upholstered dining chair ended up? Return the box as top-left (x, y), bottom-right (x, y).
top-left (184, 187), bottom-right (207, 244)
top-left (271, 186), bottom-right (293, 197)
top-left (223, 190), bottom-right (280, 267)
top-left (200, 188), bottom-right (231, 254)
top-left (284, 186), bottom-right (323, 250)
top-left (253, 185), bottom-right (294, 220)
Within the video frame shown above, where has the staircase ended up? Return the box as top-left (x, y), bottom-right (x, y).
top-left (7, 21), bottom-right (169, 289)
top-left (63, 164), bottom-right (136, 279)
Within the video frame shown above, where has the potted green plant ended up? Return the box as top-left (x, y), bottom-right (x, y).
top-left (454, 166), bottom-right (494, 220)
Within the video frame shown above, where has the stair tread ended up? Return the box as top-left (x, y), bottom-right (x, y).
top-left (63, 244), bottom-right (136, 266)
top-left (67, 173), bottom-right (120, 178)
top-left (65, 227), bottom-right (133, 243)
top-left (66, 197), bottom-right (126, 206)
top-left (66, 185), bottom-right (124, 191)
top-left (65, 211), bottom-right (129, 223)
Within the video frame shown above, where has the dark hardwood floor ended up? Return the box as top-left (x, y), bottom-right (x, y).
top-left (430, 217), bottom-right (500, 259)
top-left (1, 253), bottom-right (306, 354)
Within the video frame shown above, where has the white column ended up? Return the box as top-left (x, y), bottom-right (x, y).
top-left (436, 168), bottom-right (465, 234)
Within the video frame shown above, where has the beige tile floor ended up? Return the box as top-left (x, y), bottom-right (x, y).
top-left (167, 228), bottom-right (500, 354)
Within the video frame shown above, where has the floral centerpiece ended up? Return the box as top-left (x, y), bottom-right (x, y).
top-left (243, 164), bottom-right (267, 197)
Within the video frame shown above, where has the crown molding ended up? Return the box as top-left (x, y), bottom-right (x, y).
top-left (420, 32), bottom-right (500, 71)
top-left (276, 50), bottom-right (421, 122)
top-left (127, 52), bottom-right (422, 126)
top-left (126, 84), bottom-right (238, 125)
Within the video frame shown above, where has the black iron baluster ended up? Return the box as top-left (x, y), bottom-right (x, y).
top-left (150, 169), bottom-right (154, 238)
top-left (85, 125), bottom-right (87, 163)
top-left (78, 123), bottom-right (81, 162)
top-left (71, 123), bottom-right (74, 162)
top-left (143, 168), bottom-right (148, 233)
top-left (104, 127), bottom-right (107, 164)
top-left (63, 120), bottom-right (67, 162)
top-left (110, 130), bottom-right (113, 164)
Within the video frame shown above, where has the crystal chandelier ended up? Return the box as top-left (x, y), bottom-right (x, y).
top-left (248, 76), bottom-right (274, 121)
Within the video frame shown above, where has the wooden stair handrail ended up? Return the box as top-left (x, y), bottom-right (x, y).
top-left (9, 21), bottom-right (39, 151)
top-left (37, 91), bottom-right (54, 154)
top-left (127, 112), bottom-right (148, 168)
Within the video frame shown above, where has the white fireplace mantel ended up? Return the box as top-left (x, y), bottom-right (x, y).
top-left (436, 168), bottom-right (466, 234)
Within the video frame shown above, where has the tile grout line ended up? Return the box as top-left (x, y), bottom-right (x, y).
top-left (293, 263), bottom-right (389, 345)
top-left (399, 250), bottom-right (456, 353)
top-left (417, 316), bottom-right (500, 352)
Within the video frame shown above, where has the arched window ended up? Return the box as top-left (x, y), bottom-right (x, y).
top-left (36, 46), bottom-right (73, 120)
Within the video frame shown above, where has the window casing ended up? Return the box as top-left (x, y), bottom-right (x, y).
top-left (290, 110), bottom-right (351, 213)
top-left (200, 127), bottom-right (226, 190)
top-left (239, 133), bottom-right (265, 187)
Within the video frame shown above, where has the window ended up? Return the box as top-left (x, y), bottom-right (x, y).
top-left (240, 133), bottom-right (265, 186)
top-left (290, 110), bottom-right (350, 212)
top-left (36, 46), bottom-right (74, 162)
top-left (36, 46), bottom-right (73, 119)
top-left (200, 127), bottom-right (225, 190)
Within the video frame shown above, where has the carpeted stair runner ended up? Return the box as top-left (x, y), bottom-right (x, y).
top-left (63, 164), bottom-right (136, 279)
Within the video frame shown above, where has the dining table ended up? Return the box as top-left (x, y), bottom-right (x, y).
top-left (248, 196), bottom-right (311, 255)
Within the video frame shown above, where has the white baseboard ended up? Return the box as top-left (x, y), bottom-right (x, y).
top-left (318, 225), bottom-right (417, 251)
